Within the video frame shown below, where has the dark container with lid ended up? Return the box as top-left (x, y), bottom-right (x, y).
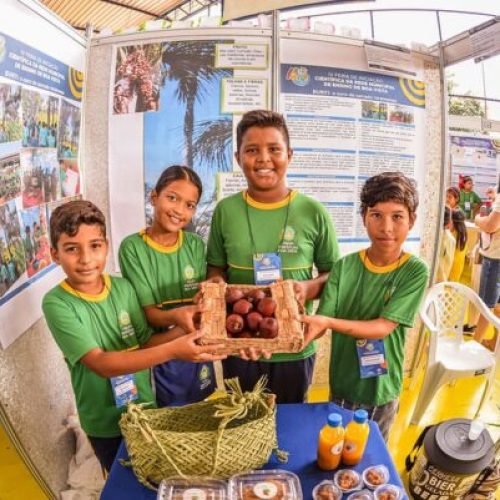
top-left (407, 418), bottom-right (494, 499)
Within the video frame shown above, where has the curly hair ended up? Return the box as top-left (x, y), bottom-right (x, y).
top-left (49, 200), bottom-right (106, 248)
top-left (360, 172), bottom-right (419, 217)
top-left (236, 109), bottom-right (290, 152)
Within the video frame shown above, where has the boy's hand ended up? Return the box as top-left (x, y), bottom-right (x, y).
top-left (170, 304), bottom-right (203, 332)
top-left (298, 314), bottom-right (330, 346)
top-left (193, 276), bottom-right (226, 304)
top-left (171, 331), bottom-right (227, 362)
top-left (238, 347), bottom-right (272, 361)
top-left (292, 280), bottom-right (307, 305)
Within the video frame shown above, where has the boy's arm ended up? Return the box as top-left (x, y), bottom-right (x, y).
top-left (474, 210), bottom-right (500, 233)
top-left (143, 303), bottom-right (203, 333)
top-left (292, 271), bottom-right (329, 304)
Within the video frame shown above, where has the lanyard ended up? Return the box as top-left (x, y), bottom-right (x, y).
top-left (244, 190), bottom-right (292, 255)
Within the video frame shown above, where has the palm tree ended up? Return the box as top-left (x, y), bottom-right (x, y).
top-left (161, 41), bottom-right (232, 168)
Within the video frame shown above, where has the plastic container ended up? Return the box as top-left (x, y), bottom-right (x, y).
top-left (312, 480), bottom-right (342, 500)
top-left (362, 465), bottom-right (389, 489)
top-left (334, 469), bottom-right (362, 493)
top-left (342, 409), bottom-right (370, 466)
top-left (317, 413), bottom-right (344, 471)
top-left (157, 477), bottom-right (227, 499)
top-left (347, 490), bottom-right (374, 500)
top-left (228, 469), bottom-right (302, 499)
top-left (373, 484), bottom-right (403, 500)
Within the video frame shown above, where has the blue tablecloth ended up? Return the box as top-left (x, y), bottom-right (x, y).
top-left (101, 402), bottom-right (406, 499)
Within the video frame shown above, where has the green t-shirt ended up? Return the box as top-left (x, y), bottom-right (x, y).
top-left (42, 274), bottom-right (155, 438)
top-left (317, 250), bottom-right (428, 406)
top-left (119, 230), bottom-right (206, 310)
top-left (207, 190), bottom-right (340, 362)
top-left (459, 190), bottom-right (482, 219)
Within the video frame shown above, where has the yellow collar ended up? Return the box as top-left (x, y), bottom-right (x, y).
top-left (60, 274), bottom-right (111, 302)
top-left (359, 249), bottom-right (411, 274)
top-left (141, 229), bottom-right (183, 253)
top-left (243, 190), bottom-right (297, 210)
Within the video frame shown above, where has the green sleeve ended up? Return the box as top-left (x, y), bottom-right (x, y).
top-left (195, 235), bottom-right (208, 279)
top-left (314, 203), bottom-right (340, 272)
top-left (473, 192), bottom-right (482, 205)
top-left (381, 259), bottom-right (429, 328)
top-left (317, 260), bottom-right (341, 317)
top-left (122, 280), bottom-right (152, 345)
top-left (207, 204), bottom-right (227, 268)
top-left (118, 237), bottom-right (156, 307)
top-left (42, 294), bottom-right (99, 367)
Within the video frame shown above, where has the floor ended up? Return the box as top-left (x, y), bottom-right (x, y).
top-left (1, 367), bottom-right (499, 499)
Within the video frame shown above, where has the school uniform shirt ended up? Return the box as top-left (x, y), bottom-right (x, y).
top-left (207, 190), bottom-right (340, 362)
top-left (42, 274), bottom-right (155, 438)
top-left (459, 190), bottom-right (482, 219)
top-left (317, 250), bottom-right (429, 407)
top-left (119, 230), bottom-right (213, 405)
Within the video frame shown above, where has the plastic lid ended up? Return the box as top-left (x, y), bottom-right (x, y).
top-left (328, 413), bottom-right (342, 427)
top-left (353, 409), bottom-right (369, 424)
top-left (228, 469), bottom-right (302, 499)
top-left (157, 477), bottom-right (227, 500)
top-left (424, 418), bottom-right (494, 475)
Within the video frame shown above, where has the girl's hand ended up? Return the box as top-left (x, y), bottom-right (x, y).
top-left (292, 280), bottom-right (308, 305)
top-left (298, 314), bottom-right (330, 346)
top-left (170, 304), bottom-right (203, 332)
top-left (170, 331), bottom-right (227, 362)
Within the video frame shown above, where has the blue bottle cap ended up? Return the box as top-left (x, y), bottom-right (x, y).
top-left (327, 413), bottom-right (342, 427)
top-left (353, 409), bottom-right (368, 423)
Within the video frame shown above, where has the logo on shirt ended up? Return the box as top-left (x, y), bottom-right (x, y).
top-left (283, 225), bottom-right (295, 241)
top-left (199, 364), bottom-right (212, 390)
top-left (184, 265), bottom-right (195, 280)
top-left (118, 310), bottom-right (135, 339)
top-left (278, 225), bottom-right (298, 254)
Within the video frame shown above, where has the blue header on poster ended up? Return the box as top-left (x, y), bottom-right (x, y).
top-left (281, 64), bottom-right (425, 108)
top-left (450, 135), bottom-right (498, 151)
top-left (0, 31), bottom-right (83, 101)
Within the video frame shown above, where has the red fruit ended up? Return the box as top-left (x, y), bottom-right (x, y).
top-left (237, 331), bottom-right (253, 339)
top-left (233, 299), bottom-right (253, 315)
top-left (226, 314), bottom-right (244, 334)
top-left (257, 297), bottom-right (277, 317)
top-left (225, 288), bottom-right (245, 304)
top-left (246, 311), bottom-right (263, 331)
top-left (246, 289), bottom-right (267, 303)
top-left (259, 317), bottom-right (279, 339)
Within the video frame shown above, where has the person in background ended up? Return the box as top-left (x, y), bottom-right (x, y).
top-left (459, 175), bottom-right (482, 220)
top-left (448, 208), bottom-right (468, 282)
top-left (446, 186), bottom-right (460, 211)
top-left (299, 172), bottom-right (429, 441)
top-left (436, 207), bottom-right (456, 283)
top-left (43, 200), bottom-right (225, 471)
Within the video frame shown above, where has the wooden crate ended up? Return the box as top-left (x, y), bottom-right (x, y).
top-left (199, 280), bottom-right (304, 355)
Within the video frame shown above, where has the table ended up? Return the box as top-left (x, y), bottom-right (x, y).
top-left (101, 403), bottom-right (406, 499)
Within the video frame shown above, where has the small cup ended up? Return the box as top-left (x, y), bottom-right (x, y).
top-left (347, 490), bottom-right (374, 500)
top-left (374, 484), bottom-right (403, 500)
top-left (312, 480), bottom-right (342, 500)
top-left (334, 469), bottom-right (362, 493)
top-left (362, 465), bottom-right (389, 489)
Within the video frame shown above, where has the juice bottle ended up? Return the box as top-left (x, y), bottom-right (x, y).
top-left (317, 413), bottom-right (344, 470)
top-left (342, 409), bottom-right (370, 466)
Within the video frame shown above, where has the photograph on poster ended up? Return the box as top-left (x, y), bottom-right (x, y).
top-left (113, 43), bottom-right (163, 114)
top-left (389, 104), bottom-right (414, 124)
top-left (46, 193), bottom-right (82, 223)
top-left (20, 148), bottom-right (59, 207)
top-left (59, 159), bottom-right (80, 197)
top-left (144, 40), bottom-right (233, 238)
top-left (0, 83), bottom-right (22, 144)
top-left (58, 99), bottom-right (80, 159)
top-left (361, 100), bottom-right (388, 121)
top-left (20, 205), bottom-right (51, 278)
top-left (21, 88), bottom-right (59, 148)
top-left (0, 153), bottom-right (21, 204)
top-left (0, 199), bottom-right (26, 297)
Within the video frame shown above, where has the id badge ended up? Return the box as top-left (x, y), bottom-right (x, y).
top-left (356, 339), bottom-right (388, 378)
top-left (110, 374), bottom-right (139, 407)
top-left (253, 252), bottom-right (282, 285)
top-left (465, 201), bottom-right (471, 211)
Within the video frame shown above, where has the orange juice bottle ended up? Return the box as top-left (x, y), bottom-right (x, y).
top-left (342, 409), bottom-right (370, 466)
top-left (317, 413), bottom-right (344, 470)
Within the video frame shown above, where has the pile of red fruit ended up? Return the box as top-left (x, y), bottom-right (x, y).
top-left (225, 288), bottom-right (279, 339)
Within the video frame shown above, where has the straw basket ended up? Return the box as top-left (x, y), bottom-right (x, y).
top-left (119, 378), bottom-right (286, 490)
top-left (199, 280), bottom-right (304, 355)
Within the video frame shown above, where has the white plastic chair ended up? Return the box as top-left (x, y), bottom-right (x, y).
top-left (410, 281), bottom-right (500, 425)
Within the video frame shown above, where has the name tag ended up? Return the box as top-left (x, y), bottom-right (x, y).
top-left (110, 374), bottom-right (139, 407)
top-left (253, 252), bottom-right (282, 285)
top-left (356, 339), bottom-right (388, 378)
top-left (465, 201), bottom-right (471, 211)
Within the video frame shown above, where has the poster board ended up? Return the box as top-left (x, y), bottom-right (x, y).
top-left (0, 0), bottom-right (85, 348)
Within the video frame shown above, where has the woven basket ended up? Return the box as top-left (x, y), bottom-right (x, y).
top-left (119, 378), bottom-right (286, 490)
top-left (199, 280), bottom-right (304, 355)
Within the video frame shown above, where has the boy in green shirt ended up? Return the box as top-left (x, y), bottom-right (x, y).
top-left (207, 109), bottom-right (340, 403)
top-left (43, 200), bottom-right (225, 471)
top-left (300, 173), bottom-right (428, 440)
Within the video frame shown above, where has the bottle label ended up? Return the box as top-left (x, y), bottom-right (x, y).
top-left (330, 441), bottom-right (344, 455)
top-left (343, 440), bottom-right (357, 454)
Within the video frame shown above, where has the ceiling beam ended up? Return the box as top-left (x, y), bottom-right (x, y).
top-left (100, 0), bottom-right (172, 20)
